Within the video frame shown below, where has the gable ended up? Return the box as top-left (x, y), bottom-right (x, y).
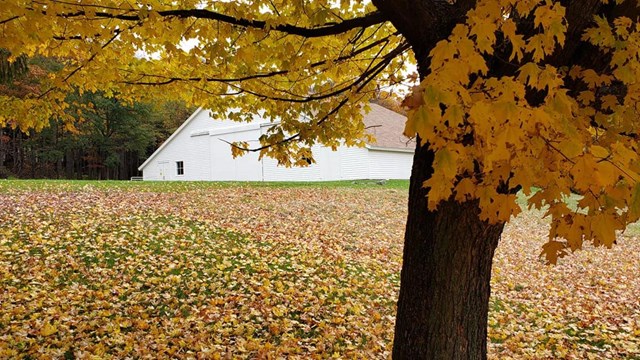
top-left (139, 108), bottom-right (271, 171)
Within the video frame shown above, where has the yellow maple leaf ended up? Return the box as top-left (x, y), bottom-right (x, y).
top-left (540, 240), bottom-right (569, 265)
top-left (40, 323), bottom-right (57, 337)
top-left (591, 214), bottom-right (619, 247)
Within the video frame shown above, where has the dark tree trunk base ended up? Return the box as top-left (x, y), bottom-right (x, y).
top-left (392, 143), bottom-right (505, 359)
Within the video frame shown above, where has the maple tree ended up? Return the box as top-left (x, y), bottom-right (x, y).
top-left (1, 0), bottom-right (640, 358)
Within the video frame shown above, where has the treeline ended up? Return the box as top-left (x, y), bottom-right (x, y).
top-left (0, 56), bottom-right (194, 180)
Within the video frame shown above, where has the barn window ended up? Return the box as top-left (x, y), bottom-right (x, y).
top-left (176, 161), bottom-right (184, 175)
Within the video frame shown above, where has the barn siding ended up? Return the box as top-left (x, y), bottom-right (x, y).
top-left (339, 146), bottom-right (370, 180)
top-left (209, 128), bottom-right (263, 181)
top-left (261, 144), bottom-right (331, 181)
top-left (141, 106), bottom-right (415, 181)
top-left (142, 109), bottom-right (214, 180)
top-left (262, 145), bottom-right (370, 181)
top-left (367, 148), bottom-right (414, 179)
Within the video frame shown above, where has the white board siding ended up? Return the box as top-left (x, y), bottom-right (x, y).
top-left (367, 148), bottom-right (414, 179)
top-left (262, 145), bottom-right (369, 181)
top-left (210, 128), bottom-right (263, 181)
top-left (141, 109), bottom-right (213, 181)
top-left (339, 146), bottom-right (370, 180)
top-left (261, 145), bottom-right (330, 182)
top-left (140, 105), bottom-right (415, 181)
top-left (187, 134), bottom-right (211, 180)
top-left (193, 109), bottom-right (270, 132)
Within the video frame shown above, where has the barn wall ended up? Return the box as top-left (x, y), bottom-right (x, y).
top-left (262, 145), bottom-right (370, 181)
top-left (142, 107), bottom-right (415, 181)
top-left (367, 148), bottom-right (414, 179)
top-left (339, 146), bottom-right (370, 179)
top-left (199, 109), bottom-right (270, 130)
top-left (142, 109), bottom-right (214, 180)
top-left (209, 127), bottom-right (263, 181)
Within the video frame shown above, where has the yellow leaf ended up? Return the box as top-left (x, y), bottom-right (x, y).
top-left (40, 323), bottom-right (57, 337)
top-left (517, 62), bottom-right (541, 88)
top-left (629, 183), bottom-right (640, 218)
top-left (454, 178), bottom-right (475, 202)
top-left (540, 241), bottom-right (569, 265)
top-left (478, 188), bottom-right (520, 222)
top-left (423, 173), bottom-right (454, 210)
top-left (571, 155), bottom-right (597, 190)
top-left (429, 39), bottom-right (456, 69)
top-left (590, 145), bottom-right (609, 158)
top-left (591, 214), bottom-right (619, 247)
top-left (434, 148), bottom-right (459, 179)
top-left (443, 104), bottom-right (465, 127)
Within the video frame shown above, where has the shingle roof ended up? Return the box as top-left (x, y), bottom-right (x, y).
top-left (363, 103), bottom-right (415, 150)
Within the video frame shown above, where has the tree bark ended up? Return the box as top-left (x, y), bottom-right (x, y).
top-left (380, 1), bottom-right (508, 353)
top-left (393, 141), bottom-right (505, 359)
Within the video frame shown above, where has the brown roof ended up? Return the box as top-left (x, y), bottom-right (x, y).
top-left (363, 103), bottom-right (415, 150)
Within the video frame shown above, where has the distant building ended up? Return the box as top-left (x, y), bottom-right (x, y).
top-left (138, 103), bottom-right (414, 181)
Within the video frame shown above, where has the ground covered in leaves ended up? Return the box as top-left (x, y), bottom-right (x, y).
top-left (0, 181), bottom-right (638, 359)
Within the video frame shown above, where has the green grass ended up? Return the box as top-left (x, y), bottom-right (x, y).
top-left (0, 179), bottom-right (410, 193)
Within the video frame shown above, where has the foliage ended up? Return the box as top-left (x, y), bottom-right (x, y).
top-left (370, 91), bottom-right (407, 115)
top-left (0, 0), bottom-right (408, 164)
top-left (398, 0), bottom-right (640, 263)
top-left (70, 92), bottom-right (156, 156)
top-left (0, 55), bottom-right (194, 179)
top-left (0, 91), bottom-right (162, 180)
top-left (0, 56), bottom-right (47, 104)
top-left (0, 181), bottom-right (638, 358)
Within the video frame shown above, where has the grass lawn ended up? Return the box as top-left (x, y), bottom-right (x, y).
top-left (0, 180), bottom-right (638, 359)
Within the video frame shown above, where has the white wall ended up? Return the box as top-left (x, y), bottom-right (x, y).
top-left (340, 146), bottom-right (371, 180)
top-left (142, 109), bottom-right (214, 180)
top-left (142, 108), bottom-right (415, 181)
top-left (209, 127), bottom-right (263, 181)
top-left (367, 148), bottom-right (414, 179)
top-left (262, 145), bottom-right (370, 181)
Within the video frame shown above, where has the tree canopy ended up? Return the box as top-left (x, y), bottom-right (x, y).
top-left (0, 0), bottom-right (409, 164)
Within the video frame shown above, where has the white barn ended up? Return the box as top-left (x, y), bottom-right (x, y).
top-left (138, 103), bottom-right (415, 181)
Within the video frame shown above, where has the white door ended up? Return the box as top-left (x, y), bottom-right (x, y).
top-left (158, 161), bottom-right (169, 180)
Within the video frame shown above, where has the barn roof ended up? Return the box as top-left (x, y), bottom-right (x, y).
top-left (363, 103), bottom-right (414, 151)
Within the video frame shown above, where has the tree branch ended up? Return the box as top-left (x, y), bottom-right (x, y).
top-left (0, 15), bottom-right (21, 25)
top-left (121, 35), bottom-right (401, 87)
top-left (38, 25), bottom-right (131, 99)
top-left (222, 42), bottom-right (409, 103)
top-left (230, 44), bottom-right (397, 154)
top-left (53, 6), bottom-right (388, 38)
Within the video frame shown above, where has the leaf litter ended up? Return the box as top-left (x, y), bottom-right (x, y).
top-left (0, 182), bottom-right (638, 359)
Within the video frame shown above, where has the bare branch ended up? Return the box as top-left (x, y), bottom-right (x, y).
top-left (0, 15), bottom-right (21, 25)
top-left (121, 35), bottom-right (399, 86)
top-left (52, 6), bottom-right (388, 38)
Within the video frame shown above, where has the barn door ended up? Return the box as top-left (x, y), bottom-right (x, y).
top-left (158, 161), bottom-right (168, 180)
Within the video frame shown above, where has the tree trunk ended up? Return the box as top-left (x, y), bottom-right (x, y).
top-left (393, 142), bottom-right (505, 359)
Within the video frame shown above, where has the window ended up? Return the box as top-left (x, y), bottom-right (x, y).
top-left (176, 161), bottom-right (184, 175)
